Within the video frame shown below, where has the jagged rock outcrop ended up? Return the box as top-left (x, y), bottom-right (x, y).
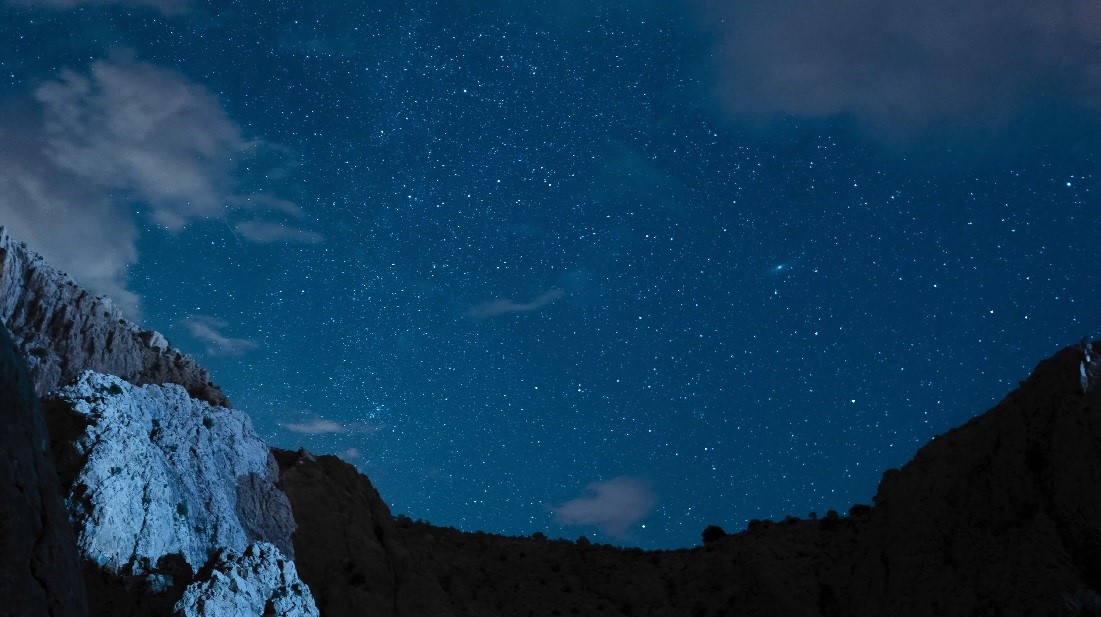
top-left (0, 227), bottom-right (228, 406)
top-left (45, 372), bottom-right (294, 578)
top-left (174, 543), bottom-right (319, 617)
top-left (273, 448), bottom-right (454, 617)
top-left (0, 323), bottom-right (87, 617)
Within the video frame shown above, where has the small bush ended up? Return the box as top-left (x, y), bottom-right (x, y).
top-left (701, 524), bottom-right (727, 544)
top-left (848, 504), bottom-right (873, 520)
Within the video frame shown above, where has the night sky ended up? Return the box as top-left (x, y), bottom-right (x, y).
top-left (2, 0), bottom-right (1100, 549)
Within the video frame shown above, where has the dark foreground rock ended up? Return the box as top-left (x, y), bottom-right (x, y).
top-left (0, 227), bottom-right (228, 406)
top-left (274, 448), bottom-right (454, 617)
top-left (0, 323), bottom-right (86, 617)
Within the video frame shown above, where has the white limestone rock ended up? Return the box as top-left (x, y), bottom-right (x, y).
top-left (52, 372), bottom-right (294, 574)
top-left (0, 227), bottom-right (228, 406)
top-left (174, 543), bottom-right (319, 617)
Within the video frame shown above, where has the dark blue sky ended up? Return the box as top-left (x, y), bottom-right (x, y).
top-left (2, 0), bottom-right (1099, 549)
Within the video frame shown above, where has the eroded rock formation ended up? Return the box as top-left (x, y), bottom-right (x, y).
top-left (0, 227), bottom-right (228, 406)
top-left (175, 543), bottom-right (319, 617)
top-left (46, 372), bottom-right (295, 573)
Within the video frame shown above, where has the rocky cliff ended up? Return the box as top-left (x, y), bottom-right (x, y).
top-left (43, 372), bottom-right (312, 616)
top-left (0, 323), bottom-right (87, 617)
top-left (0, 227), bottom-right (227, 406)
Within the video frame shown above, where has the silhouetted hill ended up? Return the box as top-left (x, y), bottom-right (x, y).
top-left (280, 342), bottom-right (1101, 617)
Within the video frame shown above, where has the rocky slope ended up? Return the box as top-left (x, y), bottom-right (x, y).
top-left (0, 227), bottom-right (227, 406)
top-left (0, 323), bottom-right (87, 617)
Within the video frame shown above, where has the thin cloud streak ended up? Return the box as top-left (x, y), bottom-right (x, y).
top-left (467, 288), bottom-right (566, 319)
top-left (281, 415), bottom-right (386, 436)
top-left (182, 315), bottom-right (260, 356)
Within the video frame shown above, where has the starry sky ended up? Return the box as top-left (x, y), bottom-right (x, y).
top-left (2, 0), bottom-right (1100, 549)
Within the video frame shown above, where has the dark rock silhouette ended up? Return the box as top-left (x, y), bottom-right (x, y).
top-left (0, 322), bottom-right (87, 617)
top-left (273, 448), bottom-right (454, 617)
top-left (845, 341), bottom-right (1101, 616)
top-left (280, 342), bottom-right (1101, 617)
top-left (0, 227), bottom-right (228, 406)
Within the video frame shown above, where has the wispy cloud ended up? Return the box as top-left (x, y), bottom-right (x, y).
top-left (7, 0), bottom-right (188, 13)
top-left (0, 56), bottom-right (319, 316)
top-left (280, 414), bottom-right (385, 436)
top-left (182, 315), bottom-right (259, 356)
top-left (236, 220), bottom-right (324, 244)
top-left (551, 476), bottom-right (657, 537)
top-left (467, 288), bottom-right (565, 319)
top-left (699, 0), bottom-right (1101, 135)
top-left (282, 418), bottom-right (346, 435)
top-left (341, 448), bottom-right (362, 460)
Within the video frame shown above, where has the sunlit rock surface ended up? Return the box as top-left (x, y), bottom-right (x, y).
top-left (0, 227), bottom-right (228, 406)
top-left (47, 372), bottom-right (294, 574)
top-left (174, 543), bottom-right (319, 617)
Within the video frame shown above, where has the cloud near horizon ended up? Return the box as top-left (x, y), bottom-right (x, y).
top-left (551, 476), bottom-right (657, 537)
top-left (467, 288), bottom-right (566, 319)
top-left (0, 57), bottom-right (320, 316)
top-left (182, 315), bottom-right (260, 356)
top-left (700, 0), bottom-right (1101, 135)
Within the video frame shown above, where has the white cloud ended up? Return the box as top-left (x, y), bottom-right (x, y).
top-left (701, 0), bottom-right (1101, 135)
top-left (34, 58), bottom-right (249, 230)
top-left (182, 315), bottom-right (259, 356)
top-left (0, 57), bottom-right (319, 316)
top-left (551, 476), bottom-right (657, 537)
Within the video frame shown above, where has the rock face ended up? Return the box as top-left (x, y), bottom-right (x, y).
top-left (0, 323), bottom-right (87, 617)
top-left (46, 372), bottom-right (295, 576)
top-left (846, 341), bottom-right (1101, 616)
top-left (174, 543), bottom-right (319, 617)
top-left (273, 448), bottom-right (454, 617)
top-left (0, 227), bottom-right (228, 406)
